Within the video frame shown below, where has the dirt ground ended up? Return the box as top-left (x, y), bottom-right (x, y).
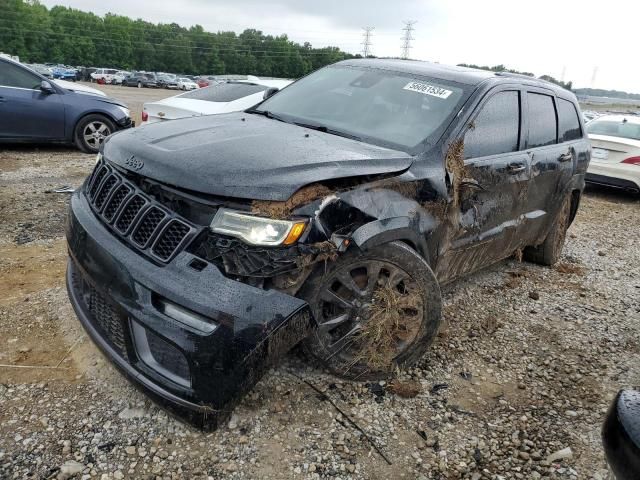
top-left (1, 144), bottom-right (639, 480)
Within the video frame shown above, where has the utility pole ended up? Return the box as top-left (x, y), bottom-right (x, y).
top-left (361, 27), bottom-right (374, 58)
top-left (400, 20), bottom-right (417, 59)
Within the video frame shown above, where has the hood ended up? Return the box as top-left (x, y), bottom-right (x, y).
top-left (54, 79), bottom-right (107, 97)
top-left (104, 112), bottom-right (413, 201)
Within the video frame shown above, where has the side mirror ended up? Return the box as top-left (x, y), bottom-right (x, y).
top-left (40, 80), bottom-right (55, 94)
top-left (263, 87), bottom-right (279, 100)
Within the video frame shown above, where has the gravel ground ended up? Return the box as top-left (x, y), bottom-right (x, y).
top-left (1, 146), bottom-right (639, 480)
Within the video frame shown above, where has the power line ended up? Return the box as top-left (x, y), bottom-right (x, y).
top-left (400, 20), bottom-right (417, 60)
top-left (361, 26), bottom-right (374, 58)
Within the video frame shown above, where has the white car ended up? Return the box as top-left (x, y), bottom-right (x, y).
top-left (112, 70), bottom-right (131, 85)
top-left (177, 77), bottom-right (198, 91)
top-left (587, 114), bottom-right (640, 193)
top-left (141, 78), bottom-right (291, 124)
top-left (91, 68), bottom-right (118, 83)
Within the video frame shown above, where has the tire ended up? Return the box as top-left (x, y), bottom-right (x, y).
top-left (523, 194), bottom-right (572, 266)
top-left (74, 114), bottom-right (116, 154)
top-left (300, 241), bottom-right (442, 380)
top-left (137, 82), bottom-right (142, 88)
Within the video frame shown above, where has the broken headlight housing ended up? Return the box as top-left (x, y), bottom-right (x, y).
top-left (210, 208), bottom-right (307, 246)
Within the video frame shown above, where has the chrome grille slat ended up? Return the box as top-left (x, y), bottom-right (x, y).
top-left (85, 161), bottom-right (196, 263)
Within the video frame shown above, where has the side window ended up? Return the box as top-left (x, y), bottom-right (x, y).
top-left (464, 90), bottom-right (520, 159)
top-left (557, 98), bottom-right (582, 142)
top-left (0, 61), bottom-right (41, 89)
top-left (527, 93), bottom-right (557, 148)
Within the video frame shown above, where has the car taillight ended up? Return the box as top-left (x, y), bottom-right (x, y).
top-left (621, 156), bottom-right (640, 165)
top-left (141, 110), bottom-right (148, 122)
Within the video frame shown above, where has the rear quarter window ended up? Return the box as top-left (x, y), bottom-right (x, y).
top-left (557, 98), bottom-right (582, 142)
top-left (527, 93), bottom-right (557, 148)
top-left (182, 83), bottom-right (267, 102)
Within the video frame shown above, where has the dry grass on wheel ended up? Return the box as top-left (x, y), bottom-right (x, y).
top-left (349, 285), bottom-right (423, 373)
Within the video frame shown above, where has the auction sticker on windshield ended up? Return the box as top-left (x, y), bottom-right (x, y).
top-left (403, 82), bottom-right (453, 99)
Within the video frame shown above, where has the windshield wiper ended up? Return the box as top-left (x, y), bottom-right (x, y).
top-left (246, 109), bottom-right (288, 123)
top-left (293, 121), bottom-right (362, 141)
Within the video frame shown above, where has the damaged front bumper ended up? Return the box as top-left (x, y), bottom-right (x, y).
top-left (65, 191), bottom-right (312, 429)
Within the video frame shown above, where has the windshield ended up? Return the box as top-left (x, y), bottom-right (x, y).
top-left (587, 118), bottom-right (640, 141)
top-left (254, 65), bottom-right (467, 151)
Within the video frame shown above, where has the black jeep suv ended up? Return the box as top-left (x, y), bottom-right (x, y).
top-left (66, 59), bottom-right (590, 428)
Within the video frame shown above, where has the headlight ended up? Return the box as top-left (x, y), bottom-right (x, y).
top-left (115, 105), bottom-right (130, 118)
top-left (210, 208), bottom-right (307, 246)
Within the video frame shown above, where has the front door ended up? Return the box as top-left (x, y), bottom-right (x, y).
top-left (0, 60), bottom-right (65, 140)
top-left (437, 88), bottom-right (530, 283)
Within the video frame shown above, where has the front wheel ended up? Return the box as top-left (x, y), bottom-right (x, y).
top-left (74, 114), bottom-right (115, 154)
top-left (137, 82), bottom-right (142, 88)
top-left (300, 241), bottom-right (442, 380)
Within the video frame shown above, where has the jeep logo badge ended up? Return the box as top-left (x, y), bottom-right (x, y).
top-left (125, 156), bottom-right (143, 170)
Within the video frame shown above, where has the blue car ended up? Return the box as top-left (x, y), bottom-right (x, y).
top-left (0, 57), bottom-right (133, 153)
top-left (51, 66), bottom-right (78, 81)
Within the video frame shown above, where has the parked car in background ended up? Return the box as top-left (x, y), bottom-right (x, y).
top-left (51, 66), bottom-right (77, 81)
top-left (177, 77), bottom-right (198, 91)
top-left (91, 68), bottom-right (118, 83)
top-left (123, 72), bottom-right (158, 88)
top-left (157, 74), bottom-right (179, 89)
top-left (0, 57), bottom-right (132, 153)
top-left (141, 78), bottom-right (291, 124)
top-left (196, 76), bottom-right (218, 88)
top-left (67, 59), bottom-right (590, 428)
top-left (582, 110), bottom-right (600, 123)
top-left (112, 71), bottom-right (130, 85)
top-left (586, 114), bottom-right (640, 193)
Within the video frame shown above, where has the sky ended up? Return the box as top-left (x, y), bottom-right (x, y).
top-left (40, 0), bottom-right (639, 93)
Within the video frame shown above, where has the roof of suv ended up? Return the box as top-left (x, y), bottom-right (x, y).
top-left (336, 59), bottom-right (571, 96)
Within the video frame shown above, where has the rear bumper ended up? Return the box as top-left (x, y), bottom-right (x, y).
top-left (587, 162), bottom-right (640, 191)
top-left (66, 190), bottom-right (312, 429)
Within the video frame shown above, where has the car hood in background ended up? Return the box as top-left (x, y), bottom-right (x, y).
top-left (54, 80), bottom-right (107, 97)
top-left (104, 112), bottom-right (413, 201)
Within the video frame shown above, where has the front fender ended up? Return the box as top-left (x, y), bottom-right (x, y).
top-left (352, 217), bottom-right (431, 262)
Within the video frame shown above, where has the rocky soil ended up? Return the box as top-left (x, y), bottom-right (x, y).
top-left (1, 146), bottom-right (639, 479)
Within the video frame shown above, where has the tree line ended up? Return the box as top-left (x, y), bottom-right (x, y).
top-left (457, 63), bottom-right (573, 91)
top-left (0, 0), bottom-right (359, 77)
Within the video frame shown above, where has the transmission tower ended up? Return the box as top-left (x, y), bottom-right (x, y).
top-left (400, 21), bottom-right (417, 59)
top-left (361, 27), bottom-right (374, 58)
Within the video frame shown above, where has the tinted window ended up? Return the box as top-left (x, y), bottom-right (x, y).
top-left (182, 82), bottom-right (267, 102)
top-left (557, 99), bottom-right (582, 142)
top-left (464, 90), bottom-right (520, 159)
top-left (0, 61), bottom-right (41, 89)
top-left (528, 93), bottom-right (557, 148)
top-left (587, 118), bottom-right (640, 141)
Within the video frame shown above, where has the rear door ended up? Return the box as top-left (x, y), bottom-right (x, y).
top-left (0, 60), bottom-right (65, 140)
top-left (521, 90), bottom-right (572, 243)
top-left (438, 87), bottom-right (530, 281)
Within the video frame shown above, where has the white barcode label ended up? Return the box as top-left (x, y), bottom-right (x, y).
top-left (403, 82), bottom-right (452, 99)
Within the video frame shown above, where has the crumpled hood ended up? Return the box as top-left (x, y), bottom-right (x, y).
top-left (103, 112), bottom-right (413, 201)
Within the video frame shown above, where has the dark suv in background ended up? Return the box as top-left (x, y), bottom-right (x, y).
top-left (123, 72), bottom-right (158, 88)
top-left (66, 59), bottom-right (590, 428)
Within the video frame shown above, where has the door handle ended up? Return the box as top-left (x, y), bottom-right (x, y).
top-left (558, 151), bottom-right (573, 162)
top-left (507, 162), bottom-right (526, 174)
